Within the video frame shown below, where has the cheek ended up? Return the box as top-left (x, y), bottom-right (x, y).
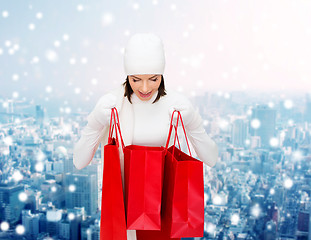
top-left (154, 81), bottom-right (161, 89)
top-left (129, 81), bottom-right (137, 91)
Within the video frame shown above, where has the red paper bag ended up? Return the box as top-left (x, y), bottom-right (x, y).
top-left (100, 108), bottom-right (127, 240)
top-left (136, 229), bottom-right (180, 240)
top-left (124, 144), bottom-right (166, 230)
top-left (162, 111), bottom-right (204, 238)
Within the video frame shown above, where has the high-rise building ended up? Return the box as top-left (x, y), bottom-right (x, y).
top-left (296, 210), bottom-right (310, 239)
top-left (249, 104), bottom-right (276, 148)
top-left (304, 93), bottom-right (311, 123)
top-left (22, 210), bottom-right (42, 239)
top-left (59, 219), bottom-right (70, 239)
top-left (0, 183), bottom-right (25, 224)
top-left (264, 220), bottom-right (277, 240)
top-left (46, 209), bottom-right (62, 237)
top-left (232, 118), bottom-right (248, 147)
top-left (36, 105), bottom-right (45, 126)
top-left (65, 173), bottom-right (97, 216)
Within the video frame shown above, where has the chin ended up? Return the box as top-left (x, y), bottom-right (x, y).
top-left (139, 96), bottom-right (152, 101)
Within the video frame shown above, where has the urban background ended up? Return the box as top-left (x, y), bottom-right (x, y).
top-left (1, 91), bottom-right (311, 239)
top-left (1, 0), bottom-right (311, 239)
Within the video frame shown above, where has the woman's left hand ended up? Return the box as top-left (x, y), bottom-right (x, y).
top-left (168, 102), bottom-right (195, 127)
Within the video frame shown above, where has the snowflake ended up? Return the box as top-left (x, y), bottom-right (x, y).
top-left (54, 41), bottom-right (61, 47)
top-left (206, 223), bottom-right (216, 233)
top-left (284, 99), bottom-right (293, 109)
top-left (268, 101), bottom-right (275, 108)
top-left (231, 213), bottom-right (240, 225)
top-left (91, 78), bottom-right (98, 85)
top-left (12, 170), bottom-right (23, 182)
top-left (77, 4), bottom-right (84, 11)
top-left (68, 213), bottom-right (75, 221)
top-left (29, 23), bottom-right (35, 30)
top-left (65, 107), bottom-right (71, 114)
top-left (35, 162), bottom-right (44, 172)
top-left (13, 44), bottom-right (19, 50)
top-left (101, 13), bottom-right (114, 26)
top-left (4, 136), bottom-right (13, 146)
top-left (251, 204), bottom-right (261, 218)
top-left (212, 194), bottom-right (222, 205)
top-left (69, 184), bottom-right (76, 192)
top-left (269, 137), bottom-right (279, 147)
top-left (63, 34), bottom-right (70, 41)
top-left (133, 3), bottom-right (140, 10)
top-left (45, 49), bottom-right (58, 62)
top-left (18, 192), bottom-right (28, 202)
top-left (31, 56), bottom-right (40, 64)
top-left (284, 178), bottom-right (293, 189)
top-left (46, 86), bottom-right (53, 93)
top-left (170, 4), bottom-right (177, 11)
top-left (36, 12), bottom-right (43, 19)
top-left (69, 58), bottom-right (76, 65)
top-left (81, 57), bottom-right (88, 64)
top-left (250, 118), bottom-right (261, 129)
top-left (2, 11), bottom-right (9, 18)
top-left (15, 224), bottom-right (25, 235)
top-left (0, 221), bottom-right (9, 231)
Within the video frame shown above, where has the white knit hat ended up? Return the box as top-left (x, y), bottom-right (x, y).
top-left (123, 33), bottom-right (165, 76)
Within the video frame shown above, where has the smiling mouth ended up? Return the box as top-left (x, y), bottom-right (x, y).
top-left (139, 91), bottom-right (152, 98)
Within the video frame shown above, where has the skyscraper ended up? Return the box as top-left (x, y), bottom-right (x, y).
top-left (36, 105), bottom-right (45, 126)
top-left (304, 93), bottom-right (311, 123)
top-left (232, 118), bottom-right (248, 147)
top-left (250, 104), bottom-right (276, 148)
top-left (65, 173), bottom-right (97, 216)
top-left (0, 183), bottom-right (25, 224)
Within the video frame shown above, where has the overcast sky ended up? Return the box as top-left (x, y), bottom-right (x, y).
top-left (1, 0), bottom-right (311, 112)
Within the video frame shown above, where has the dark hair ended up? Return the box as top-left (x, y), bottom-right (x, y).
top-left (123, 75), bottom-right (167, 104)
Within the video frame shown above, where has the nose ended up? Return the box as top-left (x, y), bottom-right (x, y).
top-left (141, 80), bottom-right (149, 93)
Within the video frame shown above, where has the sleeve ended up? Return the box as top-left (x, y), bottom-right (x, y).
top-left (185, 108), bottom-right (219, 168)
top-left (73, 118), bottom-right (108, 170)
top-left (73, 88), bottom-right (120, 170)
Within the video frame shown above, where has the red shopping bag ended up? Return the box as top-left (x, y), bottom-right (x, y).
top-left (124, 139), bottom-right (166, 230)
top-left (162, 111), bottom-right (204, 238)
top-left (100, 108), bottom-right (127, 240)
top-left (136, 229), bottom-right (180, 240)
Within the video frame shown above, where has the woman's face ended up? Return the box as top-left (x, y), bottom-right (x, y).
top-left (128, 74), bottom-right (161, 101)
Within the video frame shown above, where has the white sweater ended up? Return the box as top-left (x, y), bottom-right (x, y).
top-left (73, 85), bottom-right (218, 240)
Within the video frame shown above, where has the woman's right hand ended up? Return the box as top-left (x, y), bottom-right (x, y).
top-left (87, 93), bottom-right (117, 130)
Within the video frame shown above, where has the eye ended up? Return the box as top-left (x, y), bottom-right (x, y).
top-left (151, 78), bottom-right (158, 82)
top-left (132, 79), bottom-right (140, 82)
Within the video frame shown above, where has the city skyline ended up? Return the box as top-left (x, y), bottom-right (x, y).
top-left (1, 89), bottom-right (311, 239)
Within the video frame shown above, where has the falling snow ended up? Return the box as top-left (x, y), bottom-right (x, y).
top-left (1, 1), bottom-right (311, 239)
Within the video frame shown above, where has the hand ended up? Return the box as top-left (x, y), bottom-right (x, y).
top-left (168, 102), bottom-right (195, 128)
top-left (88, 93), bottom-right (117, 129)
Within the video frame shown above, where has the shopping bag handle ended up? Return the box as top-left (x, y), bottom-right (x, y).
top-left (165, 110), bottom-right (181, 150)
top-left (173, 111), bottom-right (192, 157)
top-left (165, 110), bottom-right (192, 156)
top-left (113, 107), bottom-right (125, 151)
top-left (108, 107), bottom-right (125, 151)
top-left (108, 108), bottom-right (118, 145)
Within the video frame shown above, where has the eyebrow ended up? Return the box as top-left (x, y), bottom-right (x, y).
top-left (132, 75), bottom-right (158, 80)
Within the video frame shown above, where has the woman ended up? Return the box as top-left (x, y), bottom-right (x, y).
top-left (73, 33), bottom-right (218, 240)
